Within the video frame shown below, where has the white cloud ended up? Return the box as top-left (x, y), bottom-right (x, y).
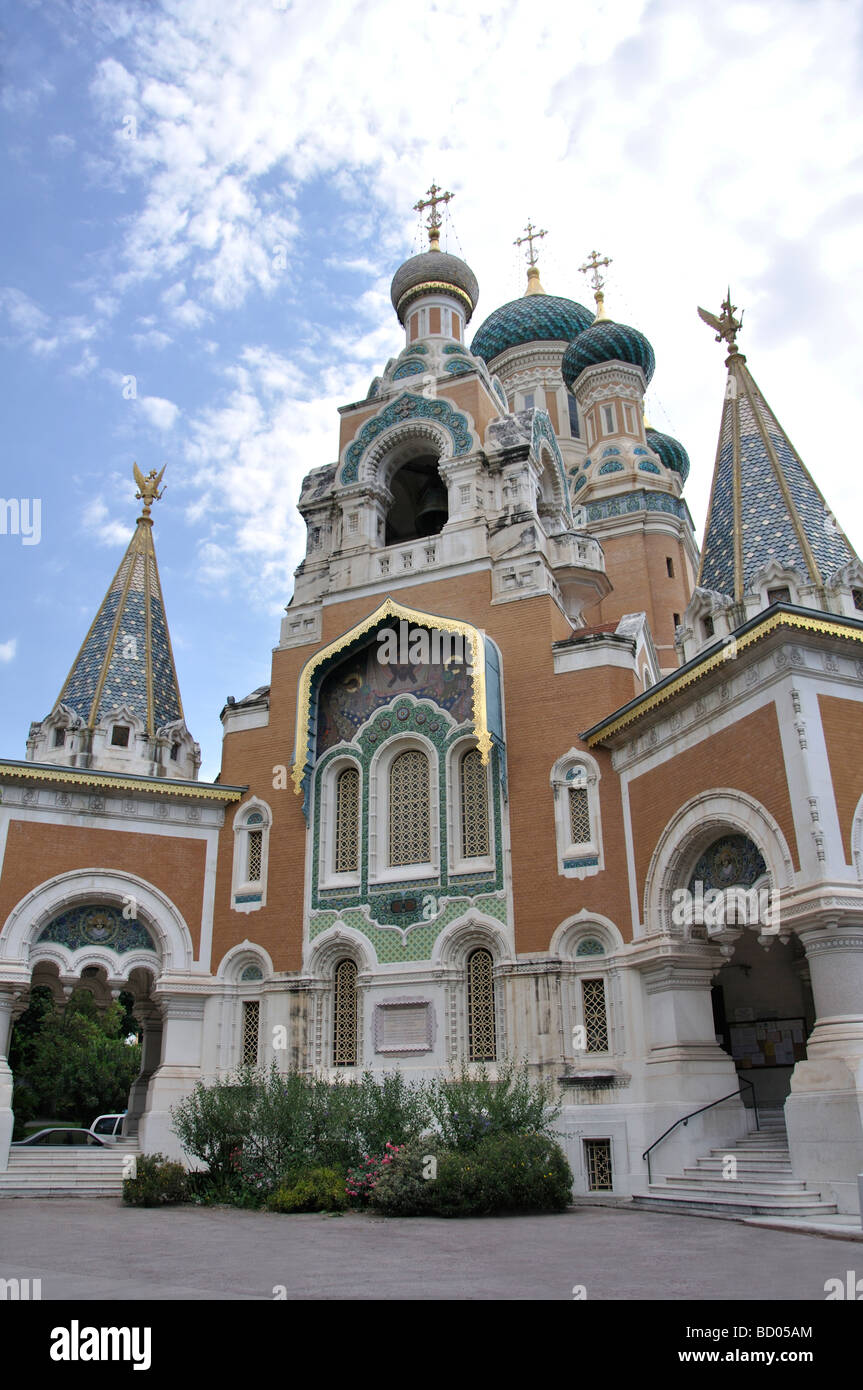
top-left (0, 639), bottom-right (17, 664)
top-left (139, 395), bottom-right (180, 430)
top-left (81, 498), bottom-right (131, 547)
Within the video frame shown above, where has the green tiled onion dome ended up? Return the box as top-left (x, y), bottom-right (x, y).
top-left (645, 426), bottom-right (690, 482)
top-left (470, 294), bottom-right (593, 363)
top-left (561, 320), bottom-right (656, 388)
top-left (390, 251), bottom-right (479, 324)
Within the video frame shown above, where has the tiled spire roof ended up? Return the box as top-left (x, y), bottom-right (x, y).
top-left (54, 471), bottom-right (183, 735)
top-left (697, 304), bottom-right (857, 600)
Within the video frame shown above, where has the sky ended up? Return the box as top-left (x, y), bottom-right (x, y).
top-left (1, 0), bottom-right (861, 781)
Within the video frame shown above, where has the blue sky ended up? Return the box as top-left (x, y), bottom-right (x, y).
top-left (2, 0), bottom-right (861, 781)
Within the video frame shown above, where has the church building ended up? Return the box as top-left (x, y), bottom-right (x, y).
top-left (2, 188), bottom-right (863, 1217)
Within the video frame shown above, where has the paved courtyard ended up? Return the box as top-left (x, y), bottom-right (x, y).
top-left (0, 1199), bottom-right (855, 1300)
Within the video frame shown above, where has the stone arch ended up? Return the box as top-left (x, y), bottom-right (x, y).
top-left (644, 789), bottom-right (795, 938)
top-left (216, 940), bottom-right (275, 983)
top-left (432, 910), bottom-right (511, 969)
top-left (306, 922), bottom-right (377, 977)
top-left (339, 394), bottom-right (476, 486)
top-left (0, 868), bottom-right (195, 977)
top-left (550, 909), bottom-right (624, 958)
top-left (361, 420), bottom-right (451, 490)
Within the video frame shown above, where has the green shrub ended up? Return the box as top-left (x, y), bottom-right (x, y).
top-left (370, 1132), bottom-right (572, 1217)
top-left (368, 1141), bottom-right (441, 1216)
top-left (267, 1167), bottom-right (348, 1214)
top-left (424, 1059), bottom-right (561, 1151)
top-left (123, 1153), bottom-right (188, 1207)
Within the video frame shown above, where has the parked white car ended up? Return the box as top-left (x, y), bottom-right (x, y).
top-left (89, 1113), bottom-right (126, 1142)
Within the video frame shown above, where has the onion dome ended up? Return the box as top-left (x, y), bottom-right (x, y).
top-left (645, 426), bottom-right (690, 483)
top-left (561, 320), bottom-right (656, 389)
top-left (390, 250), bottom-right (479, 325)
top-left (470, 294), bottom-right (593, 364)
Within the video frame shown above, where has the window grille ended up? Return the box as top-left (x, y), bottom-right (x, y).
top-left (247, 829), bottom-right (263, 882)
top-left (582, 977), bottom-right (609, 1052)
top-left (333, 958), bottom-right (358, 1066)
top-left (389, 749), bottom-right (431, 866)
top-left (335, 766), bottom-right (360, 872)
top-left (467, 949), bottom-right (496, 1061)
top-left (584, 1138), bottom-right (613, 1191)
top-left (241, 1000), bottom-right (260, 1066)
top-left (568, 786), bottom-right (591, 845)
top-left (461, 748), bottom-right (489, 858)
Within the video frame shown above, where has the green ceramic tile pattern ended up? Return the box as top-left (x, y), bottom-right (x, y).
top-left (310, 687), bottom-right (505, 960)
top-left (309, 893), bottom-right (507, 963)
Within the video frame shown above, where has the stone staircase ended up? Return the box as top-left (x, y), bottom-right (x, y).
top-left (632, 1111), bottom-right (838, 1220)
top-left (0, 1142), bottom-right (140, 1197)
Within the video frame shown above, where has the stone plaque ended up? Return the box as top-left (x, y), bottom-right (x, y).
top-left (374, 999), bottom-right (434, 1054)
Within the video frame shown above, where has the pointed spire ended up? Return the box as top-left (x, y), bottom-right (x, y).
top-left (697, 296), bottom-right (858, 601)
top-left (55, 466), bottom-right (184, 738)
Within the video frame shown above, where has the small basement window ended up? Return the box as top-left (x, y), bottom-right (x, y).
top-left (111, 726), bottom-right (130, 748)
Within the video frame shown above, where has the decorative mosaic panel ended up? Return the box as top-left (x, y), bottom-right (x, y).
top-left (392, 359), bottom-right (426, 380)
top-left (585, 490), bottom-right (687, 522)
top-left (316, 626), bottom-right (472, 755)
top-left (37, 904), bottom-right (157, 955)
top-left (240, 965), bottom-right (263, 981)
top-left (310, 893), bottom-right (507, 965)
top-left (598, 460), bottom-right (624, 475)
top-left (576, 937), bottom-right (605, 957)
top-left (688, 834), bottom-right (767, 893)
top-left (638, 460), bottom-right (661, 473)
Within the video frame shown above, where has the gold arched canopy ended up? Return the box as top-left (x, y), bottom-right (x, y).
top-left (291, 597), bottom-right (491, 796)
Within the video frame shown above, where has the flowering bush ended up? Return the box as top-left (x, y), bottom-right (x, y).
top-left (345, 1142), bottom-right (404, 1205)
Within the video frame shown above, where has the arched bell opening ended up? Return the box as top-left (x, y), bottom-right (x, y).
top-left (385, 455), bottom-right (449, 544)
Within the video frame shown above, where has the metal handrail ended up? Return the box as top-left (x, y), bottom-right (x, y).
top-left (642, 1077), bottom-right (759, 1185)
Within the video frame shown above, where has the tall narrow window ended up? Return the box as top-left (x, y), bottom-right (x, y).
top-left (569, 785), bottom-right (591, 846)
top-left (246, 811), bottom-right (264, 882)
top-left (333, 958), bottom-right (358, 1067)
top-left (335, 766), bottom-right (360, 873)
top-left (467, 948), bottom-right (496, 1062)
top-left (389, 748), bottom-right (430, 866)
top-left (582, 978), bottom-right (609, 1052)
top-left (241, 1000), bottom-right (260, 1066)
top-left (461, 748), bottom-right (489, 859)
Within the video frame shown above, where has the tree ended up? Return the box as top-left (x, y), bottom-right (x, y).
top-left (10, 986), bottom-right (142, 1125)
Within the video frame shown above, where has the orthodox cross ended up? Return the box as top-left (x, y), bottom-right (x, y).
top-left (514, 220), bottom-right (547, 266)
top-left (579, 249), bottom-right (613, 317)
top-left (414, 183), bottom-right (454, 251)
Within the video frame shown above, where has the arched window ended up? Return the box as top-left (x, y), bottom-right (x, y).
top-left (467, 948), bottom-right (496, 1062)
top-left (550, 750), bottom-right (603, 879)
top-left (232, 801), bottom-right (272, 912)
top-left (333, 958), bottom-right (358, 1067)
top-left (460, 747), bottom-right (489, 859)
top-left (389, 748), bottom-right (431, 866)
top-left (335, 766), bottom-right (360, 873)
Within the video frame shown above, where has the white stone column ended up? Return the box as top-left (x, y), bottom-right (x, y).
top-left (786, 923), bottom-right (863, 1213)
top-left (136, 992), bottom-right (206, 1162)
top-left (124, 1003), bottom-right (163, 1137)
top-left (0, 989), bottom-right (16, 1171)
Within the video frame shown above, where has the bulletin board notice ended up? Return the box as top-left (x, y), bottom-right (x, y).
top-left (728, 1017), bottom-right (807, 1069)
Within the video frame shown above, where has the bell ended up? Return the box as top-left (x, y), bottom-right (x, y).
top-left (415, 479), bottom-right (448, 536)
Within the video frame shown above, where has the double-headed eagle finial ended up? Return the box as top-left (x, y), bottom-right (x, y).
top-left (133, 462), bottom-right (166, 520)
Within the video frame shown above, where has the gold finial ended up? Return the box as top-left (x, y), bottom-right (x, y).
top-left (133, 462), bottom-right (166, 521)
top-left (579, 249), bottom-right (613, 321)
top-left (515, 220), bottom-right (548, 295)
top-left (697, 289), bottom-right (744, 356)
top-left (414, 182), bottom-right (454, 252)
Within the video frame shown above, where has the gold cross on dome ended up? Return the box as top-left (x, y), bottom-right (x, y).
top-left (579, 249), bottom-right (613, 319)
top-left (414, 183), bottom-right (454, 251)
top-left (514, 220), bottom-right (547, 267)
